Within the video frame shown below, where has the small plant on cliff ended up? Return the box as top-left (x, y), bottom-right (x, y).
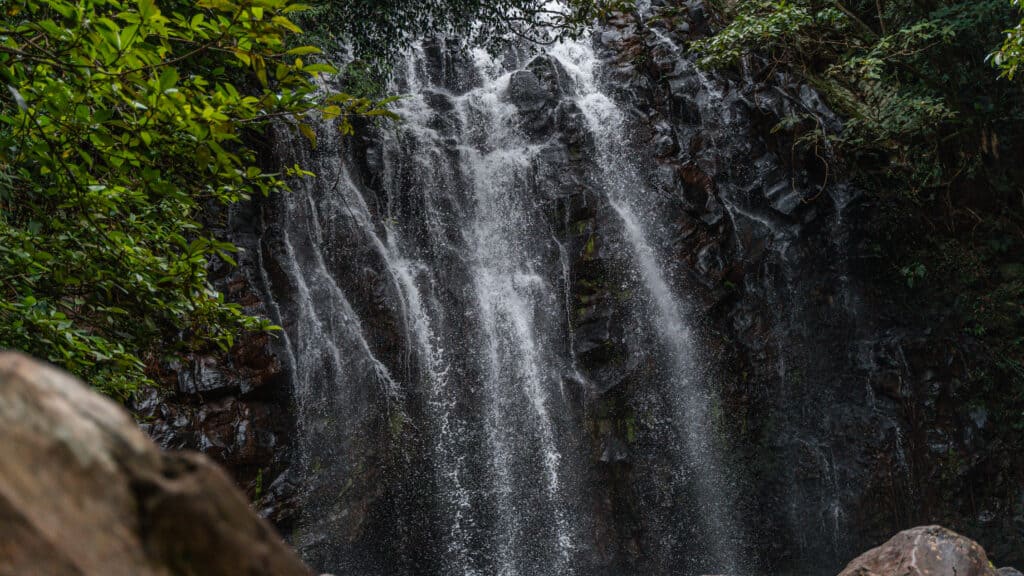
top-left (899, 263), bottom-right (927, 288)
top-left (0, 0), bottom-right (390, 396)
top-left (691, 0), bottom-right (1023, 195)
top-left (991, 0), bottom-right (1024, 78)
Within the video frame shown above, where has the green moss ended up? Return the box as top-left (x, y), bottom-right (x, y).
top-left (338, 476), bottom-right (355, 501)
top-left (254, 468), bottom-right (264, 500)
top-left (624, 414), bottom-right (637, 444)
top-left (583, 234), bottom-right (597, 261)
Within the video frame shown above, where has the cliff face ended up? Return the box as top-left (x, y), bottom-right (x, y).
top-left (137, 2), bottom-right (1023, 574)
top-left (594, 7), bottom-right (1023, 569)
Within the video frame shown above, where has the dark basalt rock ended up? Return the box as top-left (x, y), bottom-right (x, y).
top-left (527, 53), bottom-right (577, 96)
top-left (508, 57), bottom-right (583, 140)
top-left (421, 38), bottom-right (483, 94)
top-left (593, 3), bottom-right (1022, 572)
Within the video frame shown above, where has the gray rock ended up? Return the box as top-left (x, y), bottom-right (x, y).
top-left (838, 525), bottom-right (996, 576)
top-left (527, 54), bottom-right (576, 97)
top-left (765, 180), bottom-right (803, 216)
top-left (507, 69), bottom-right (549, 112)
top-left (177, 355), bottom-right (234, 395)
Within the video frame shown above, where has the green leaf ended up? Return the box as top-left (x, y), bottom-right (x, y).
top-left (159, 67), bottom-right (179, 91)
top-left (298, 123), bottom-right (317, 147)
top-left (301, 63), bottom-right (337, 74)
top-left (321, 105), bottom-right (341, 120)
top-left (286, 46), bottom-right (322, 56)
top-left (137, 0), bottom-right (157, 19)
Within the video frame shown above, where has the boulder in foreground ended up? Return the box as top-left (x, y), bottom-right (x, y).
top-left (839, 525), bottom-right (1016, 576)
top-left (0, 352), bottom-right (311, 576)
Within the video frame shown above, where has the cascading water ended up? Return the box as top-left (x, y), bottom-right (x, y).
top-left (565, 41), bottom-right (745, 572)
top-left (250, 15), bottom-right (758, 575)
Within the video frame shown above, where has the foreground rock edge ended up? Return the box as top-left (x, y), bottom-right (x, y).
top-left (839, 525), bottom-right (1019, 576)
top-left (0, 351), bottom-right (311, 576)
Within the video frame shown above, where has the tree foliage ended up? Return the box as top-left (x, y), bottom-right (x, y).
top-left (992, 0), bottom-right (1024, 78)
top-left (694, 0), bottom-right (1024, 194)
top-left (0, 0), bottom-right (389, 395)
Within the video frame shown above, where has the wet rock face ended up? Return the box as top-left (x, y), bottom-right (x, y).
top-left (0, 352), bottom-right (310, 576)
top-left (838, 526), bottom-right (1004, 576)
top-left (589, 4), bottom-right (875, 571)
top-left (593, 2), bottom-right (1023, 573)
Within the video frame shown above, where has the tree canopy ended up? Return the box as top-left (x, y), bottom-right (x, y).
top-left (993, 0), bottom-right (1024, 78)
top-left (301, 0), bottom-right (627, 73)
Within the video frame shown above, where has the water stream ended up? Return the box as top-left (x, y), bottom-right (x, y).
top-left (255, 25), bottom-right (748, 576)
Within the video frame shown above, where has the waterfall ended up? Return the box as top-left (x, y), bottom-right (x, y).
top-left (564, 39), bottom-right (745, 573)
top-left (252, 25), bottom-right (749, 576)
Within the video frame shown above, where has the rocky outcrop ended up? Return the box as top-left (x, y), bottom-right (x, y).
top-left (0, 352), bottom-right (310, 576)
top-left (838, 526), bottom-right (1017, 576)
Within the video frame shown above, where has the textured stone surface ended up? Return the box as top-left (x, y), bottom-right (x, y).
top-left (838, 526), bottom-right (997, 576)
top-left (0, 352), bottom-right (310, 576)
